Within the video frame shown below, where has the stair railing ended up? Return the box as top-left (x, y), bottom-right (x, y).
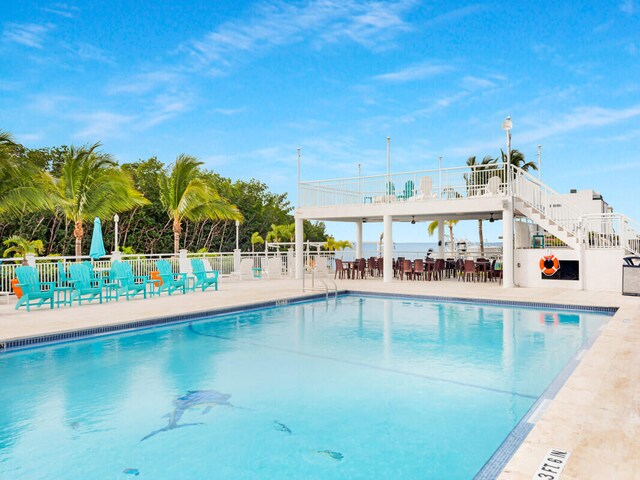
top-left (510, 165), bottom-right (584, 242)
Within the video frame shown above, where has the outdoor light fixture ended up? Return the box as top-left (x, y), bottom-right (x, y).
top-left (362, 218), bottom-right (367, 223)
top-left (411, 216), bottom-right (416, 224)
top-left (113, 213), bottom-right (120, 251)
top-left (502, 115), bottom-right (512, 165)
top-left (489, 213), bottom-right (495, 223)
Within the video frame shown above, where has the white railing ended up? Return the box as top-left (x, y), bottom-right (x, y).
top-left (299, 163), bottom-right (509, 208)
top-left (583, 213), bottom-right (640, 254)
top-left (0, 251), bottom-right (337, 293)
top-left (511, 165), bottom-right (583, 242)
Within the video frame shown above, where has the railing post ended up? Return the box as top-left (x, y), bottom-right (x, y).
top-left (25, 254), bottom-right (36, 267)
top-left (502, 198), bottom-right (514, 288)
top-left (233, 248), bottom-right (241, 275)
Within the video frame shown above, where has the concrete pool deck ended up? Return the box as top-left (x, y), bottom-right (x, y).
top-left (0, 277), bottom-right (638, 479)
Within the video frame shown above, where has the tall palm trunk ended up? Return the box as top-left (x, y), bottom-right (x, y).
top-left (74, 219), bottom-right (84, 257)
top-left (478, 219), bottom-right (484, 256)
top-left (173, 217), bottom-right (181, 253)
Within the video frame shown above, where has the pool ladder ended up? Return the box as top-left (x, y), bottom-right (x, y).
top-left (302, 266), bottom-right (338, 301)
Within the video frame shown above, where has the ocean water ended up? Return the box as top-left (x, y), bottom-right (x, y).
top-left (339, 241), bottom-right (503, 260)
top-left (0, 296), bottom-right (609, 479)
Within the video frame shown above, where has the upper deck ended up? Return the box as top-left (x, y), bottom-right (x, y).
top-left (297, 163), bottom-right (511, 222)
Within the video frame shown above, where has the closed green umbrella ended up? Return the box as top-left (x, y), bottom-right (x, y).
top-left (89, 217), bottom-right (106, 260)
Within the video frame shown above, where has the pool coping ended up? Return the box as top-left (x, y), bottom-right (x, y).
top-left (0, 290), bottom-right (618, 478)
top-left (0, 290), bottom-right (616, 353)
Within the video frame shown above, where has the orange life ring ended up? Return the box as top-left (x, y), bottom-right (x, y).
top-left (539, 255), bottom-right (560, 276)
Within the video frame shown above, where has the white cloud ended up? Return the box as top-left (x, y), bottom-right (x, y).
top-left (620, 0), bottom-right (635, 14)
top-left (139, 93), bottom-right (191, 129)
top-left (73, 111), bottom-right (135, 140)
top-left (107, 71), bottom-right (181, 95)
top-left (43, 4), bottom-right (80, 18)
top-left (519, 104), bottom-right (640, 144)
top-left (69, 42), bottom-right (113, 64)
top-left (3, 22), bottom-right (54, 49)
top-left (180, 0), bottom-right (416, 70)
top-left (460, 76), bottom-right (496, 90)
top-left (374, 62), bottom-right (453, 82)
top-left (15, 133), bottom-right (43, 143)
top-left (214, 108), bottom-right (245, 116)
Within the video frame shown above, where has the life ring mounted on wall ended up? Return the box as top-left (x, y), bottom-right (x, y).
top-left (539, 254), bottom-right (560, 276)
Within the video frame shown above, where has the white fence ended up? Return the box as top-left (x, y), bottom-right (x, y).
top-left (582, 213), bottom-right (640, 255)
top-left (299, 164), bottom-right (510, 208)
top-left (0, 251), bottom-right (337, 293)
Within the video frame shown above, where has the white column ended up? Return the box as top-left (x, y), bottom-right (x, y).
top-left (25, 254), bottom-right (36, 267)
top-left (356, 220), bottom-right (363, 259)
top-left (232, 248), bottom-right (241, 274)
top-left (295, 216), bottom-right (304, 280)
top-left (502, 199), bottom-right (514, 288)
top-left (383, 214), bottom-right (393, 283)
top-left (437, 220), bottom-right (445, 259)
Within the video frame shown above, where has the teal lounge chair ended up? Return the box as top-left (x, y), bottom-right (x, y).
top-left (69, 263), bottom-right (103, 305)
top-left (57, 261), bottom-right (72, 287)
top-left (14, 266), bottom-right (55, 311)
top-left (191, 259), bottom-right (219, 292)
top-left (155, 259), bottom-right (187, 295)
top-left (398, 180), bottom-right (415, 200)
top-left (111, 260), bottom-right (148, 300)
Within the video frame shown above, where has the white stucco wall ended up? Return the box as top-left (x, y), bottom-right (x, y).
top-left (514, 248), bottom-right (624, 292)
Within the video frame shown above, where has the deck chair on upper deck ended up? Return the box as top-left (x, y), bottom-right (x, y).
top-left (484, 176), bottom-right (502, 196)
top-left (410, 176), bottom-right (437, 201)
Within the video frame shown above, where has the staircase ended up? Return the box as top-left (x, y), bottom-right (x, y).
top-left (511, 167), bottom-right (582, 251)
top-left (510, 166), bottom-right (640, 255)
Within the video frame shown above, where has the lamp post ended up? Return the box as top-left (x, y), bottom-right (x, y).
top-left (537, 144), bottom-right (542, 179)
top-left (113, 213), bottom-right (119, 252)
top-left (438, 155), bottom-right (442, 198)
top-left (386, 136), bottom-right (391, 179)
top-left (235, 220), bottom-right (240, 251)
top-left (502, 115), bottom-right (512, 165)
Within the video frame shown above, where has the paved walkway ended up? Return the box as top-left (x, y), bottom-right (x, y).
top-left (1, 277), bottom-right (638, 479)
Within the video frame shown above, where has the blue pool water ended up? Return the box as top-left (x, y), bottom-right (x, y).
top-left (0, 295), bottom-right (610, 479)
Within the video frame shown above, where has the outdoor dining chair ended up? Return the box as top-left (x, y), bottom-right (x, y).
top-left (401, 259), bottom-right (413, 280)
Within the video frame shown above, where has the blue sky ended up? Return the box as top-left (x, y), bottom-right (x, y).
top-left (1, 1), bottom-right (639, 243)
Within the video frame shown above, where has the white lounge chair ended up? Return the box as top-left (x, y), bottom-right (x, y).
top-left (484, 176), bottom-right (502, 196)
top-left (314, 256), bottom-right (328, 274)
top-left (178, 255), bottom-right (197, 284)
top-left (238, 258), bottom-right (254, 280)
top-left (410, 176), bottom-right (437, 201)
top-left (265, 257), bottom-right (283, 279)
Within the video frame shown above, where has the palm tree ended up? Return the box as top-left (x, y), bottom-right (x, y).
top-left (3, 235), bottom-right (45, 265)
top-left (266, 223), bottom-right (295, 245)
top-left (53, 143), bottom-right (149, 257)
top-left (466, 155), bottom-right (497, 256)
top-left (158, 154), bottom-right (242, 253)
top-left (0, 131), bottom-right (57, 218)
top-left (427, 220), bottom-right (459, 256)
top-left (323, 237), bottom-right (353, 251)
top-left (251, 232), bottom-right (264, 252)
top-left (501, 148), bottom-right (538, 172)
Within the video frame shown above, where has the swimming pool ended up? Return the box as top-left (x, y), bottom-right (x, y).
top-left (0, 295), bottom-right (611, 479)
